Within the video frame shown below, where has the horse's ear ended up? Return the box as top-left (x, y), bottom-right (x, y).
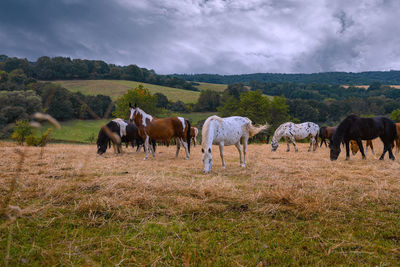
top-left (208, 148), bottom-right (211, 153)
top-left (129, 103), bottom-right (132, 108)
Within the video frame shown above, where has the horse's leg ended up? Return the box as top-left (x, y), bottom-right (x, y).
top-left (308, 136), bottom-right (313, 152)
top-left (356, 139), bottom-right (366, 159)
top-left (219, 142), bottom-right (226, 169)
top-left (396, 138), bottom-right (399, 155)
top-left (320, 137), bottom-right (324, 147)
top-left (235, 142), bottom-right (243, 167)
top-left (143, 136), bottom-right (150, 160)
top-left (181, 138), bottom-right (190, 160)
top-left (345, 141), bottom-right (350, 160)
top-left (291, 137), bottom-right (298, 152)
top-left (387, 140), bottom-right (395, 160)
top-left (175, 138), bottom-right (181, 158)
top-left (242, 136), bottom-right (248, 167)
top-left (286, 137), bottom-right (290, 152)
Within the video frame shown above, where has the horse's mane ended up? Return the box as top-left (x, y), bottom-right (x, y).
top-left (202, 116), bottom-right (223, 147)
top-left (332, 115), bottom-right (356, 146)
top-left (135, 107), bottom-right (153, 126)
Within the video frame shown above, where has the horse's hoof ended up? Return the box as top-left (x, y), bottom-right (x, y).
top-left (185, 157), bottom-right (189, 160)
top-left (379, 157), bottom-right (384, 160)
top-left (240, 164), bottom-right (245, 168)
top-left (345, 157), bottom-right (349, 161)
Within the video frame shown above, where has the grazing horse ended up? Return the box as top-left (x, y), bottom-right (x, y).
top-left (350, 140), bottom-right (375, 156)
top-left (330, 115), bottom-right (397, 161)
top-left (190, 127), bottom-right (199, 146)
top-left (129, 103), bottom-right (191, 159)
top-left (201, 115), bottom-right (269, 173)
top-left (97, 118), bottom-right (127, 154)
top-left (319, 126), bottom-right (337, 147)
top-left (395, 123), bottom-right (400, 155)
top-left (271, 122), bottom-right (319, 152)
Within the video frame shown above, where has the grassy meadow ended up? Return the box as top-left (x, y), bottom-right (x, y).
top-left (53, 80), bottom-right (227, 103)
top-left (1, 141), bottom-right (400, 265)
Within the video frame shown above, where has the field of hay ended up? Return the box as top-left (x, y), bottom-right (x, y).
top-left (1, 140), bottom-right (400, 265)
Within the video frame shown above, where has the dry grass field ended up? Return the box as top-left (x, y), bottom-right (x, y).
top-left (1, 140), bottom-right (400, 265)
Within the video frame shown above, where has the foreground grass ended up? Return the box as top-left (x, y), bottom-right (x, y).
top-left (1, 142), bottom-right (400, 265)
top-left (53, 80), bottom-right (201, 103)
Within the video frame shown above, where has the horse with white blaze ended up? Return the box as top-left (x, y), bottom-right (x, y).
top-left (271, 122), bottom-right (319, 152)
top-left (201, 116), bottom-right (269, 173)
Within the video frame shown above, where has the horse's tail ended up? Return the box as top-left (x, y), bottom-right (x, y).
top-left (248, 121), bottom-right (270, 137)
top-left (185, 120), bottom-right (191, 153)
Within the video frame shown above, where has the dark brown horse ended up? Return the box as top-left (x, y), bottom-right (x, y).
top-left (319, 126), bottom-right (337, 147)
top-left (129, 103), bottom-right (191, 159)
top-left (330, 115), bottom-right (397, 161)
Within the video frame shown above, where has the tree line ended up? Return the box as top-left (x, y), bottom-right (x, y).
top-left (0, 69), bottom-right (113, 137)
top-left (0, 55), bottom-right (198, 91)
top-left (175, 71), bottom-right (400, 85)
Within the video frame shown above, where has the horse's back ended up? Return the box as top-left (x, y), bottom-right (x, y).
top-left (205, 116), bottom-right (250, 146)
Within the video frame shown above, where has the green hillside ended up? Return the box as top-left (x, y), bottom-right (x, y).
top-left (53, 80), bottom-right (201, 103)
top-left (194, 82), bottom-right (227, 92)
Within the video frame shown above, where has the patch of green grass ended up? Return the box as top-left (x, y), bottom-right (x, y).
top-left (53, 80), bottom-right (200, 103)
top-left (194, 82), bottom-right (227, 92)
top-left (2, 207), bottom-right (400, 265)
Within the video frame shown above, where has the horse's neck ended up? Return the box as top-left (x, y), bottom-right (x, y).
top-left (272, 126), bottom-right (285, 142)
top-left (203, 121), bottom-right (217, 149)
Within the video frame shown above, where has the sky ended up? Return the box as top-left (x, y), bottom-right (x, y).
top-left (1, 0), bottom-right (400, 75)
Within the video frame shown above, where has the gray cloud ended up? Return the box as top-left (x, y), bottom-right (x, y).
top-left (0, 0), bottom-right (399, 74)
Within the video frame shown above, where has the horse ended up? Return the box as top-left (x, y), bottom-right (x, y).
top-left (271, 122), bottom-right (319, 152)
top-left (190, 127), bottom-right (199, 146)
top-left (97, 118), bottom-right (127, 155)
top-left (319, 126), bottom-right (337, 147)
top-left (201, 115), bottom-right (269, 173)
top-left (120, 121), bottom-right (156, 153)
top-left (350, 140), bottom-right (375, 156)
top-left (129, 103), bottom-right (191, 159)
top-left (330, 114), bottom-right (397, 161)
top-left (395, 123), bottom-right (400, 155)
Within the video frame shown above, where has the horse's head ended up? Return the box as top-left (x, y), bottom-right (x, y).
top-left (350, 140), bottom-right (359, 155)
top-left (201, 147), bottom-right (213, 173)
top-left (329, 141), bottom-right (341, 160)
top-left (96, 136), bottom-right (107, 155)
top-left (128, 103), bottom-right (137, 123)
top-left (271, 139), bottom-right (279, 152)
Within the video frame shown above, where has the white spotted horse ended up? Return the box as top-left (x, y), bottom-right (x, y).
top-left (271, 122), bottom-right (320, 152)
top-left (201, 115), bottom-right (269, 173)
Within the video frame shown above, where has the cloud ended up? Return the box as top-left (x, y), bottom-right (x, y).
top-left (0, 0), bottom-right (399, 74)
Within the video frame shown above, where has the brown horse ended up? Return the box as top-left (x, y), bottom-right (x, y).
top-left (350, 140), bottom-right (375, 155)
top-left (395, 123), bottom-right (400, 154)
top-left (190, 127), bottom-right (199, 146)
top-left (319, 126), bottom-right (337, 147)
top-left (129, 103), bottom-right (191, 159)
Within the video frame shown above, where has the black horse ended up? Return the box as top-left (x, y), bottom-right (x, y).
top-left (330, 114), bottom-right (397, 161)
top-left (97, 120), bottom-right (123, 155)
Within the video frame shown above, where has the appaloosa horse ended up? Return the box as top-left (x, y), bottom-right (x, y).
top-left (129, 103), bottom-right (191, 159)
top-left (330, 115), bottom-right (397, 161)
top-left (201, 115), bottom-right (269, 173)
top-left (271, 122), bottom-right (320, 152)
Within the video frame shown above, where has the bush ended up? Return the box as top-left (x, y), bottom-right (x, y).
top-left (11, 120), bottom-right (32, 145)
top-left (26, 128), bottom-right (52, 146)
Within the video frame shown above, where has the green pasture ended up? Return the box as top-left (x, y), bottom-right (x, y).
top-left (194, 82), bottom-right (227, 92)
top-left (53, 80), bottom-right (201, 103)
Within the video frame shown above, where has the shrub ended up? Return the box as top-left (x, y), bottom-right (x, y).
top-left (11, 120), bottom-right (32, 145)
top-left (26, 128), bottom-right (52, 146)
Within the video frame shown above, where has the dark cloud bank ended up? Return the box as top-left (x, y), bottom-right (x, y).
top-left (1, 0), bottom-right (399, 74)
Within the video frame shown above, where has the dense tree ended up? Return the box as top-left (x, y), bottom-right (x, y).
top-left (194, 90), bottom-right (220, 111)
top-left (113, 85), bottom-right (158, 119)
top-left (155, 93), bottom-right (169, 108)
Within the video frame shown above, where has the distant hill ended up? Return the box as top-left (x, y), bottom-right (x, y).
top-left (53, 80), bottom-right (201, 103)
top-left (174, 71), bottom-right (400, 85)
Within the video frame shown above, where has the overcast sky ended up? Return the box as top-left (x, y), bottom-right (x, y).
top-left (1, 0), bottom-right (399, 74)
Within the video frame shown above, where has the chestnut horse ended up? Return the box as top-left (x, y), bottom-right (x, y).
top-left (319, 126), bottom-right (337, 147)
top-left (190, 127), bottom-right (199, 146)
top-left (350, 140), bottom-right (375, 155)
top-left (129, 103), bottom-right (191, 159)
